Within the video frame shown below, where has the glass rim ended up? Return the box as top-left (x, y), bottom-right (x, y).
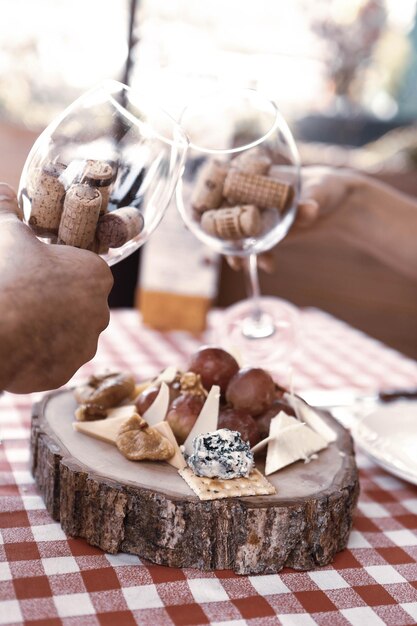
top-left (62, 79), bottom-right (190, 151)
top-left (179, 87), bottom-right (294, 156)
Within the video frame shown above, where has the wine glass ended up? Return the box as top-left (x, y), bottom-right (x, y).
top-left (18, 80), bottom-right (189, 266)
top-left (176, 87), bottom-right (301, 370)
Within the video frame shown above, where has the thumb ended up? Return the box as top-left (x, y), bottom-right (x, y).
top-left (295, 199), bottom-right (319, 227)
top-left (0, 183), bottom-right (23, 220)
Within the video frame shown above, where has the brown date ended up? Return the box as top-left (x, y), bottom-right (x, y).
top-left (188, 346), bottom-right (239, 395)
top-left (218, 407), bottom-right (261, 447)
top-left (165, 393), bottom-right (206, 444)
top-left (226, 367), bottom-right (275, 416)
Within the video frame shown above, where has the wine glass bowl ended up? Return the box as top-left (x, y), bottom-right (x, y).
top-left (19, 80), bottom-right (188, 266)
top-left (176, 88), bottom-right (301, 342)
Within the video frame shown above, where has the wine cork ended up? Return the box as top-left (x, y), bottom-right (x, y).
top-left (80, 160), bottom-right (115, 214)
top-left (28, 162), bottom-right (66, 235)
top-left (88, 236), bottom-right (110, 255)
top-left (191, 159), bottom-right (229, 214)
top-left (58, 184), bottom-right (101, 248)
top-left (224, 169), bottom-right (293, 211)
top-left (232, 150), bottom-right (271, 175)
top-left (96, 206), bottom-right (144, 248)
top-left (201, 205), bottom-right (261, 240)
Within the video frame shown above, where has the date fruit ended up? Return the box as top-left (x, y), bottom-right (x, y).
top-left (166, 393), bottom-right (206, 444)
top-left (188, 346), bottom-right (239, 395)
top-left (226, 367), bottom-right (275, 416)
top-left (218, 407), bottom-right (261, 447)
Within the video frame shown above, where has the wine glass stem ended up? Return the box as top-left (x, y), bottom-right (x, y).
top-left (245, 253), bottom-right (262, 321)
top-left (242, 253), bottom-right (275, 339)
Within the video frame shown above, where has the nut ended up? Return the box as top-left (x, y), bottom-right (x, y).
top-left (180, 372), bottom-right (207, 397)
top-left (116, 414), bottom-right (175, 461)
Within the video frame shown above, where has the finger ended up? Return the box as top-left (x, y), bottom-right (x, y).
top-left (226, 255), bottom-right (244, 272)
top-left (0, 183), bottom-right (22, 220)
top-left (257, 251), bottom-right (275, 274)
top-left (295, 199), bottom-right (319, 227)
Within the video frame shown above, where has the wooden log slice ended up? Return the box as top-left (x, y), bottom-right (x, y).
top-left (31, 389), bottom-right (359, 574)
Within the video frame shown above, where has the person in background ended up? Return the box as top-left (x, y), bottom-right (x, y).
top-left (229, 166), bottom-right (417, 283)
top-left (0, 184), bottom-right (113, 394)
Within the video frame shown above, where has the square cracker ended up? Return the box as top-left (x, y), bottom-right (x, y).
top-left (178, 467), bottom-right (276, 501)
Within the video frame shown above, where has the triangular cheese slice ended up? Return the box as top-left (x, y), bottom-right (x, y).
top-left (143, 382), bottom-right (170, 426)
top-left (153, 421), bottom-right (186, 470)
top-left (153, 366), bottom-right (178, 385)
top-left (183, 385), bottom-right (220, 455)
top-left (265, 411), bottom-right (328, 475)
top-left (106, 405), bottom-right (137, 419)
top-left (283, 392), bottom-right (337, 443)
top-left (73, 414), bottom-right (128, 444)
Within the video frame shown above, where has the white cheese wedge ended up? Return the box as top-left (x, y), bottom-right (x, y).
top-left (153, 366), bottom-right (179, 385)
top-left (283, 392), bottom-right (337, 443)
top-left (153, 421), bottom-right (187, 470)
top-left (183, 385), bottom-right (220, 455)
top-left (143, 382), bottom-right (170, 426)
top-left (265, 411), bottom-right (328, 475)
top-left (106, 405), bottom-right (137, 419)
top-left (73, 414), bottom-right (128, 444)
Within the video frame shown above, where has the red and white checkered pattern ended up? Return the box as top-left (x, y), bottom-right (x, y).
top-left (1, 307), bottom-right (417, 626)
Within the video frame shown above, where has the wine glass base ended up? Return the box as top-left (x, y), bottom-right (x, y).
top-left (241, 312), bottom-right (276, 339)
top-left (211, 297), bottom-right (300, 385)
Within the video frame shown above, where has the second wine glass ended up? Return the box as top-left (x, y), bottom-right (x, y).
top-left (176, 88), bottom-right (301, 360)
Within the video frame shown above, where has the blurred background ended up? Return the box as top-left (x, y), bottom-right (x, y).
top-left (2, 0), bottom-right (417, 357)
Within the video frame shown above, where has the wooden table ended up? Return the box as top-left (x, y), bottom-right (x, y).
top-left (1, 307), bottom-right (417, 626)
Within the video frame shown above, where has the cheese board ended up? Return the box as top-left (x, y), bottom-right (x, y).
top-left (31, 384), bottom-right (359, 574)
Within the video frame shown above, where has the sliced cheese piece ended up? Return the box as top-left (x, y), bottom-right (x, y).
top-left (153, 421), bottom-right (187, 470)
top-left (251, 435), bottom-right (275, 455)
top-left (153, 366), bottom-right (179, 385)
top-left (183, 385), bottom-right (220, 455)
top-left (107, 405), bottom-right (137, 419)
top-left (283, 392), bottom-right (337, 443)
top-left (143, 382), bottom-right (170, 426)
top-left (73, 414), bottom-right (127, 445)
top-left (265, 411), bottom-right (328, 476)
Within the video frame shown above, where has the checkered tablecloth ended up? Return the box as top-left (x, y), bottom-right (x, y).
top-left (1, 307), bottom-right (417, 626)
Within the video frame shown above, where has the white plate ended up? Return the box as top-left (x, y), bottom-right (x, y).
top-left (351, 400), bottom-right (417, 485)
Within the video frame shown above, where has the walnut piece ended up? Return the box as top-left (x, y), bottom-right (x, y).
top-left (179, 372), bottom-right (207, 397)
top-left (116, 414), bottom-right (175, 461)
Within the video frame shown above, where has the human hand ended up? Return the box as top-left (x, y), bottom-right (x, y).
top-left (0, 184), bottom-right (113, 393)
top-left (294, 166), bottom-right (361, 228)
